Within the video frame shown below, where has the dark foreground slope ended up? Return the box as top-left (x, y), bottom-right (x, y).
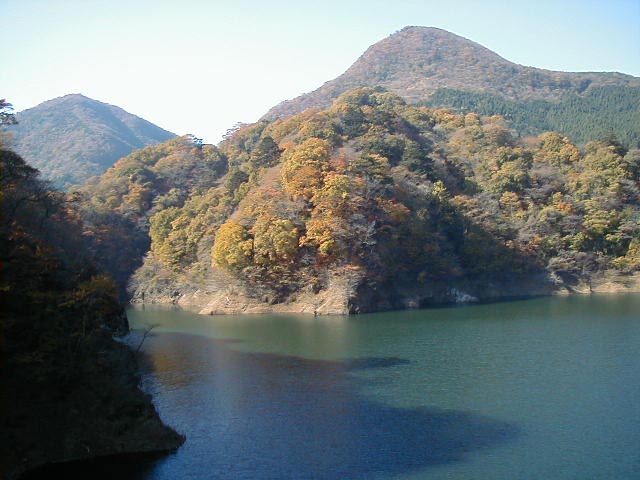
top-left (8, 94), bottom-right (175, 188)
top-left (263, 26), bottom-right (640, 145)
top-left (80, 88), bottom-right (640, 314)
top-left (0, 149), bottom-right (183, 479)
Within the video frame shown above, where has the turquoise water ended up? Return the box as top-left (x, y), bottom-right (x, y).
top-left (126, 294), bottom-right (640, 479)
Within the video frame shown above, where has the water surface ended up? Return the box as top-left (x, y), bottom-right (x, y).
top-left (126, 295), bottom-right (640, 479)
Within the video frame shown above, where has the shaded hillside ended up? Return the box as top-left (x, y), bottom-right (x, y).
top-left (0, 146), bottom-right (183, 479)
top-left (263, 26), bottom-right (640, 144)
top-left (74, 135), bottom-right (228, 295)
top-left (8, 94), bottom-right (175, 188)
top-left (83, 88), bottom-right (640, 313)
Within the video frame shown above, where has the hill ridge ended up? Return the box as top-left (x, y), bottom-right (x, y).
top-left (9, 94), bottom-right (176, 188)
top-left (262, 26), bottom-right (640, 123)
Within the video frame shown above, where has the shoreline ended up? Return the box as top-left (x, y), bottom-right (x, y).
top-left (130, 272), bottom-right (640, 317)
top-left (3, 333), bottom-right (184, 480)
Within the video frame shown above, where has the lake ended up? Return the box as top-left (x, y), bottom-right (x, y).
top-left (123, 294), bottom-right (640, 479)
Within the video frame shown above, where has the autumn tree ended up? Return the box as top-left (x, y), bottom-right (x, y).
top-left (251, 214), bottom-right (299, 266)
top-left (211, 221), bottom-right (253, 272)
top-left (281, 137), bottom-right (332, 200)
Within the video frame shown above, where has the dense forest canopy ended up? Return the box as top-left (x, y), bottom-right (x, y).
top-left (425, 86), bottom-right (640, 147)
top-left (77, 88), bottom-right (639, 311)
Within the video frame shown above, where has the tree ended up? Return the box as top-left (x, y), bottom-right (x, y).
top-left (251, 214), bottom-right (299, 266)
top-left (211, 221), bottom-right (253, 271)
top-left (281, 138), bottom-right (332, 200)
top-left (250, 136), bottom-right (280, 169)
top-left (536, 132), bottom-right (581, 166)
top-left (0, 99), bottom-right (17, 127)
top-left (0, 99), bottom-right (17, 148)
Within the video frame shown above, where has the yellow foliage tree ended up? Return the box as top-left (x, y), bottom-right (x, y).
top-left (310, 172), bottom-right (352, 214)
top-left (251, 214), bottom-right (299, 266)
top-left (211, 221), bottom-right (253, 271)
top-left (536, 132), bottom-right (581, 166)
top-left (282, 138), bottom-right (332, 200)
top-left (300, 213), bottom-right (349, 258)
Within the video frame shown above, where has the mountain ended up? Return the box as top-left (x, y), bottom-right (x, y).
top-left (80, 88), bottom-right (640, 314)
top-left (8, 94), bottom-right (176, 188)
top-left (263, 27), bottom-right (640, 145)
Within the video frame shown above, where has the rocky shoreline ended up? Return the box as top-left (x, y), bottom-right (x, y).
top-left (131, 269), bottom-right (640, 316)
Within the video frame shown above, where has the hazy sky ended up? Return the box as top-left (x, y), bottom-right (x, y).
top-left (2, 0), bottom-right (639, 143)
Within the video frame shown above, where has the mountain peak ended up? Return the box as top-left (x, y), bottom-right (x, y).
top-left (37, 92), bottom-right (94, 106)
top-left (263, 27), bottom-right (639, 121)
top-left (9, 95), bottom-right (175, 188)
top-left (395, 25), bottom-right (472, 37)
top-left (35, 93), bottom-right (122, 110)
top-left (384, 25), bottom-right (502, 58)
top-left (397, 25), bottom-right (448, 34)
top-left (61, 92), bottom-right (90, 99)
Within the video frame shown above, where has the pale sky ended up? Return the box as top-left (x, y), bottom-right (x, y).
top-left (2, 0), bottom-right (639, 143)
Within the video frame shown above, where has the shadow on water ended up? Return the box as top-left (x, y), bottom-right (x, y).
top-left (26, 333), bottom-right (519, 480)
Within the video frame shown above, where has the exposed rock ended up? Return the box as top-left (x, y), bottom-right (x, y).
top-left (131, 267), bottom-right (640, 317)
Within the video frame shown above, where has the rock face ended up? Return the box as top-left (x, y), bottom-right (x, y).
top-left (263, 26), bottom-right (640, 121)
top-left (133, 266), bottom-right (640, 316)
top-left (131, 264), bottom-right (361, 315)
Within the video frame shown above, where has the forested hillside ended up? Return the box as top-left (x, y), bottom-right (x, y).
top-left (0, 133), bottom-right (183, 477)
top-left (8, 94), bottom-right (175, 189)
top-left (75, 135), bottom-right (228, 294)
top-left (80, 88), bottom-right (640, 314)
top-left (263, 26), bottom-right (640, 147)
top-left (0, 149), bottom-right (183, 479)
top-left (425, 86), bottom-right (640, 146)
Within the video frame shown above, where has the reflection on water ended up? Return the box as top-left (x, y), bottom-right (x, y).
top-left (125, 294), bottom-right (640, 480)
top-left (136, 334), bottom-right (516, 479)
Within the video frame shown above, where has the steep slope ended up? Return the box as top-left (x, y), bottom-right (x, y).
top-left (8, 94), bottom-right (176, 188)
top-left (74, 135), bottom-right (228, 297)
top-left (263, 26), bottom-right (640, 144)
top-left (82, 88), bottom-right (640, 314)
top-left (0, 147), bottom-right (183, 479)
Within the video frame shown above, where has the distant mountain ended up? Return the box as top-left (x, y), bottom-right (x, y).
top-left (8, 94), bottom-right (176, 188)
top-left (263, 26), bottom-right (640, 144)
